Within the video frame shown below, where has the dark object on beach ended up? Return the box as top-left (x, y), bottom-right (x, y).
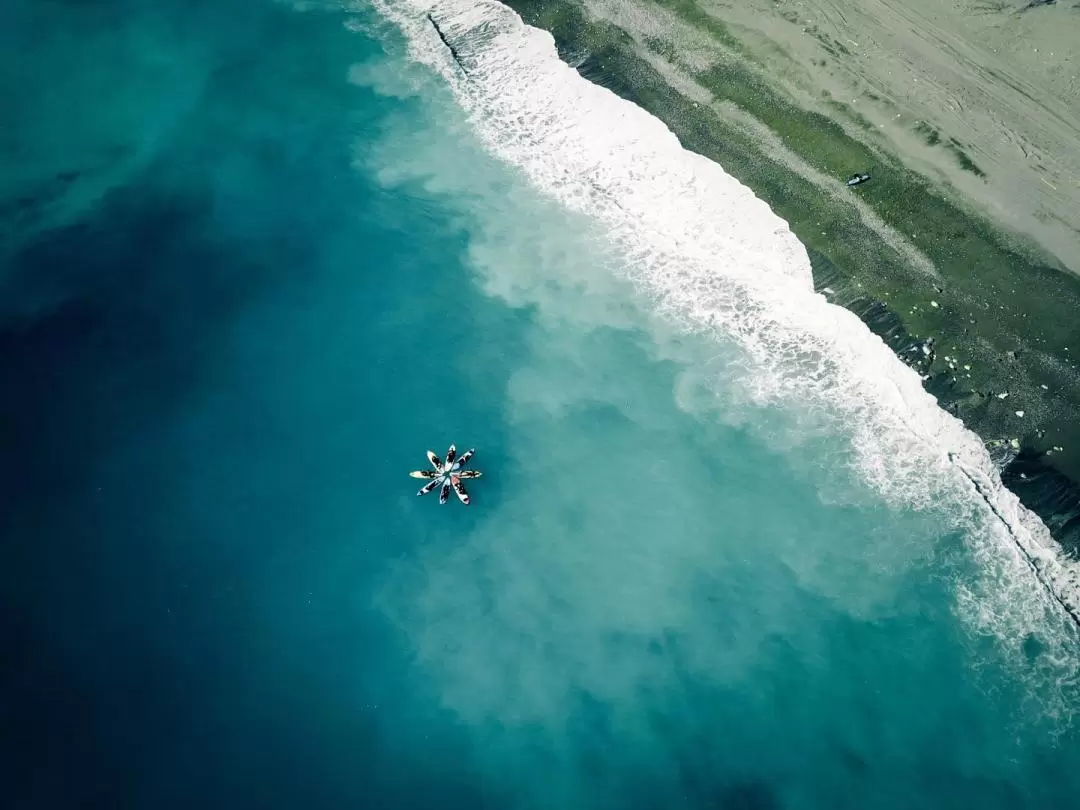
top-left (846, 172), bottom-right (872, 187)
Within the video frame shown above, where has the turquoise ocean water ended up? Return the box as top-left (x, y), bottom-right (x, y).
top-left (3, 1), bottom-right (1080, 807)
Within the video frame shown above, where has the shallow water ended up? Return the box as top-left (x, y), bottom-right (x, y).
top-left (3, 1), bottom-right (1080, 808)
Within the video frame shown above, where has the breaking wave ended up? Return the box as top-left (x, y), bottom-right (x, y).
top-left (368, 0), bottom-right (1080, 694)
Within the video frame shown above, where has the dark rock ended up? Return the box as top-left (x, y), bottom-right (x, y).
top-left (1001, 451), bottom-right (1080, 557)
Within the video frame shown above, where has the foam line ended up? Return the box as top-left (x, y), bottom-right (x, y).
top-left (370, 0), bottom-right (1080, 641)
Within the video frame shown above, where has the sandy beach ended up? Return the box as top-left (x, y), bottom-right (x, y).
top-left (695, 0), bottom-right (1080, 274)
top-left (572, 0), bottom-right (1080, 271)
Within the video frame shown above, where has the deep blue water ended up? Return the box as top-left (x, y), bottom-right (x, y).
top-left (2, 3), bottom-right (493, 805)
top-left (4, 1), bottom-right (1080, 808)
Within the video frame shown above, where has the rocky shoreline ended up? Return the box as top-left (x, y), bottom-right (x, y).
top-left (499, 0), bottom-right (1080, 552)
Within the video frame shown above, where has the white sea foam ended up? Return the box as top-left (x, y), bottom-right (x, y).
top-left (368, 0), bottom-right (1080, 688)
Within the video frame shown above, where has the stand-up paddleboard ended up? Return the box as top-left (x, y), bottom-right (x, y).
top-left (450, 476), bottom-right (470, 505)
top-left (416, 477), bottom-right (442, 496)
top-left (408, 444), bottom-right (481, 505)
